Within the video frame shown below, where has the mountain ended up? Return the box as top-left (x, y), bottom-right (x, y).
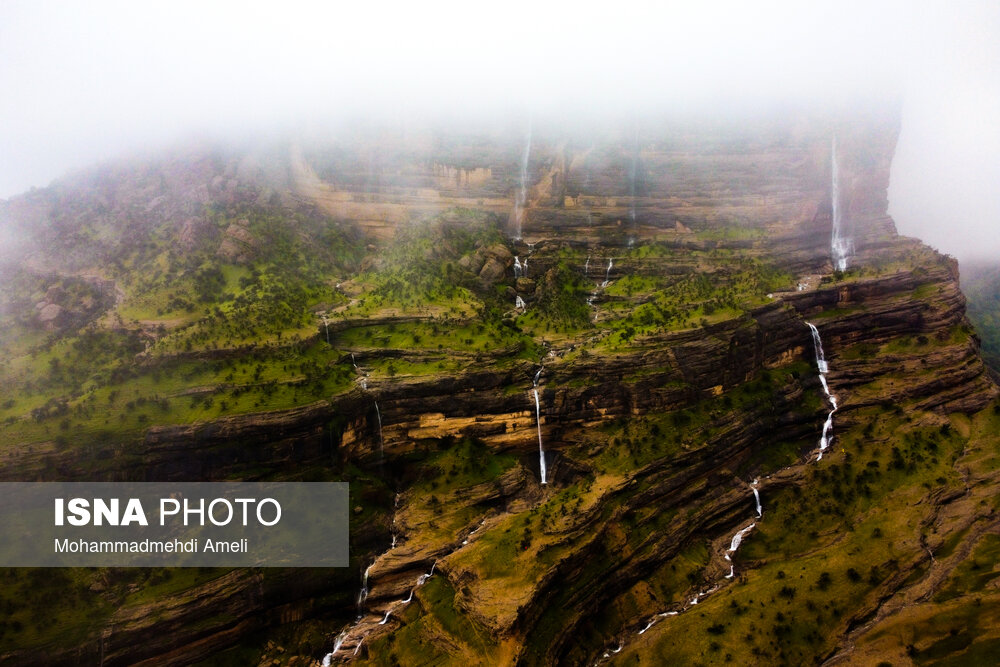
top-left (1, 107), bottom-right (999, 666)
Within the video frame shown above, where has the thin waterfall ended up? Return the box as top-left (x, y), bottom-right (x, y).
top-left (752, 479), bottom-right (763, 518)
top-left (807, 322), bottom-right (838, 459)
top-left (514, 256), bottom-right (523, 278)
top-left (602, 258), bottom-right (614, 287)
top-left (515, 296), bottom-right (526, 310)
top-left (628, 128), bottom-right (639, 246)
top-left (725, 523), bottom-right (755, 559)
top-left (831, 136), bottom-right (851, 271)
top-left (513, 124), bottom-right (532, 240)
top-left (356, 562), bottom-right (372, 613)
top-left (322, 315), bottom-right (330, 344)
top-left (374, 401), bottom-right (384, 458)
top-left (532, 368), bottom-right (547, 485)
top-left (584, 255), bottom-right (590, 275)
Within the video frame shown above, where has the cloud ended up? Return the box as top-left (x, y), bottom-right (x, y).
top-left (0, 0), bottom-right (996, 259)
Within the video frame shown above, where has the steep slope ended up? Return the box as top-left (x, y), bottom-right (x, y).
top-left (0, 109), bottom-right (997, 666)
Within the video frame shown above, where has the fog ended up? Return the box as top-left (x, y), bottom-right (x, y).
top-left (1, 0), bottom-right (997, 261)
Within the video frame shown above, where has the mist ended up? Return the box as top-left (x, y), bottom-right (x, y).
top-left (1, 0), bottom-right (997, 261)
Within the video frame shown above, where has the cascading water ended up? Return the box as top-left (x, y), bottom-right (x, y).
top-left (515, 296), bottom-right (526, 310)
top-left (416, 562), bottom-right (436, 586)
top-left (513, 125), bottom-right (532, 240)
top-left (322, 315), bottom-right (330, 345)
top-left (752, 479), bottom-right (763, 518)
top-left (374, 402), bottom-right (385, 458)
top-left (602, 258), bottom-right (614, 287)
top-left (830, 136), bottom-right (851, 271)
top-left (514, 256), bottom-right (523, 278)
top-left (725, 523), bottom-right (755, 560)
top-left (532, 368), bottom-right (547, 485)
top-left (462, 521), bottom-right (484, 545)
top-left (357, 563), bottom-right (372, 612)
top-left (807, 322), bottom-right (838, 459)
top-left (326, 629), bottom-right (348, 662)
top-left (522, 257), bottom-right (529, 277)
top-left (584, 255), bottom-right (591, 275)
top-left (807, 322), bottom-right (829, 374)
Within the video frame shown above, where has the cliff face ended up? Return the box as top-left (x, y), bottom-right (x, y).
top-left (1, 108), bottom-right (998, 667)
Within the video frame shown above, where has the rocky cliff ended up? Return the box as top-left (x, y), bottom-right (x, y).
top-left (0, 107), bottom-right (998, 666)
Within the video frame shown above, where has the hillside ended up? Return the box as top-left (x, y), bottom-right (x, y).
top-left (962, 262), bottom-right (1000, 378)
top-left (0, 110), bottom-right (998, 667)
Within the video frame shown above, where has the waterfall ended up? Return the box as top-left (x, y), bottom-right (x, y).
top-left (515, 296), bottom-right (526, 310)
top-left (806, 322), bottom-right (838, 459)
top-left (379, 609), bottom-right (392, 625)
top-left (532, 368), bottom-right (547, 485)
top-left (353, 639), bottom-right (363, 656)
top-left (725, 523), bottom-right (755, 559)
top-left (326, 629), bottom-right (348, 662)
top-left (322, 315), bottom-right (330, 344)
top-left (351, 353), bottom-right (358, 370)
top-left (584, 255), bottom-right (590, 275)
top-left (807, 322), bottom-right (829, 374)
top-left (463, 520), bottom-right (484, 545)
top-left (522, 257), bottom-right (528, 277)
top-left (638, 620), bottom-right (654, 635)
top-left (513, 125), bottom-right (532, 240)
top-left (602, 258), bottom-right (614, 287)
top-left (533, 389), bottom-right (547, 485)
top-left (831, 136), bottom-right (851, 271)
top-left (374, 401), bottom-right (384, 457)
top-left (416, 561), bottom-right (436, 586)
top-left (357, 563), bottom-right (372, 612)
top-left (752, 479), bottom-right (763, 518)
top-left (628, 128), bottom-right (638, 245)
top-left (514, 256), bottom-right (523, 278)
top-left (725, 564), bottom-right (735, 579)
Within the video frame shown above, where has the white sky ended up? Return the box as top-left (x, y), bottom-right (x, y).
top-left (0, 0), bottom-right (997, 261)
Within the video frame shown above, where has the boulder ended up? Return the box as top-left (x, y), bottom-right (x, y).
top-left (478, 258), bottom-right (506, 285)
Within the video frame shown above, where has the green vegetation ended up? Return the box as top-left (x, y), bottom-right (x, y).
top-left (962, 261), bottom-right (1000, 374)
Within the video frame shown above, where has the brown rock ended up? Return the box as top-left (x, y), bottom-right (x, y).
top-left (482, 243), bottom-right (513, 263)
top-left (38, 303), bottom-right (62, 323)
top-left (478, 257), bottom-right (506, 285)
